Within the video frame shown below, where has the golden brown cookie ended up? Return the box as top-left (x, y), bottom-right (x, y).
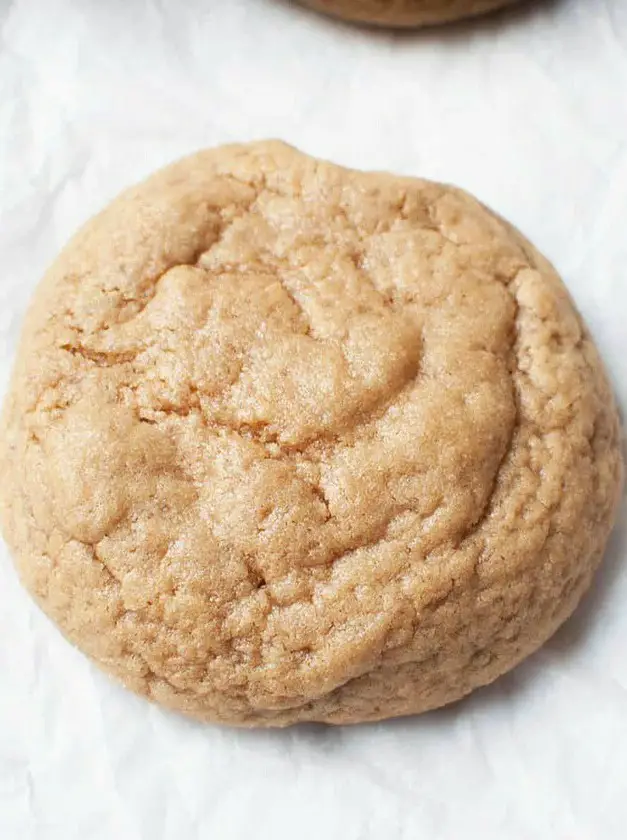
top-left (297, 0), bottom-right (520, 27)
top-left (0, 141), bottom-right (622, 727)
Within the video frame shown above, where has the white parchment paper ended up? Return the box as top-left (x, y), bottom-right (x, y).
top-left (1, 0), bottom-right (627, 837)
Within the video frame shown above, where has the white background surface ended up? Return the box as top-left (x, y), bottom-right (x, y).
top-left (1, 0), bottom-right (627, 837)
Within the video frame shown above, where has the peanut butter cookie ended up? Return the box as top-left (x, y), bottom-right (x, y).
top-left (297, 0), bottom-right (520, 27)
top-left (0, 141), bottom-right (622, 726)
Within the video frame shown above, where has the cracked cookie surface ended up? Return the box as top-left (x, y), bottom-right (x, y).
top-left (297, 0), bottom-right (521, 28)
top-left (0, 140), bottom-right (623, 726)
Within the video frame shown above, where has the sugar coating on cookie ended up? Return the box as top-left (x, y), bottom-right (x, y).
top-left (298, 0), bottom-right (520, 28)
top-left (0, 141), bottom-right (622, 726)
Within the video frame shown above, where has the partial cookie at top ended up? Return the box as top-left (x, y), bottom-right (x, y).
top-left (296, 0), bottom-right (521, 27)
top-left (0, 140), bottom-right (622, 727)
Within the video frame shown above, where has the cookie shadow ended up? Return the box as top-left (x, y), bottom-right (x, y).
top-left (275, 0), bottom-right (568, 43)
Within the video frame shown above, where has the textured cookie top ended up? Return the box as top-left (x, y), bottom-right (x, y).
top-left (0, 141), bottom-right (622, 725)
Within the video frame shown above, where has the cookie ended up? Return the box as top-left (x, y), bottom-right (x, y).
top-left (297, 0), bottom-right (520, 27)
top-left (0, 141), bottom-right (622, 727)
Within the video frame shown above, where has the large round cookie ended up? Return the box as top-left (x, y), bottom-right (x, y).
top-left (297, 0), bottom-right (520, 27)
top-left (0, 141), bottom-right (622, 727)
